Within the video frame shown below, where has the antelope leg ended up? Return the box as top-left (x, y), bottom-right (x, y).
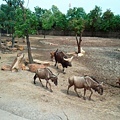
top-left (39, 79), bottom-right (44, 87)
top-left (54, 61), bottom-right (58, 69)
top-left (74, 87), bottom-right (80, 97)
top-left (89, 89), bottom-right (93, 100)
top-left (67, 84), bottom-right (73, 94)
top-left (46, 81), bottom-right (48, 88)
top-left (83, 88), bottom-right (86, 100)
top-left (48, 82), bottom-right (52, 92)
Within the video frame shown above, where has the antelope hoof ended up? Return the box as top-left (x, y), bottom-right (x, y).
top-left (83, 97), bottom-right (86, 100)
top-left (77, 95), bottom-right (80, 98)
top-left (78, 95), bottom-right (82, 98)
top-left (88, 97), bottom-right (91, 100)
top-left (63, 71), bottom-right (66, 74)
top-left (50, 89), bottom-right (53, 92)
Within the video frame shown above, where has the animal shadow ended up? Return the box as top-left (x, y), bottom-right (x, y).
top-left (50, 65), bottom-right (64, 74)
top-left (61, 89), bottom-right (81, 98)
top-left (61, 89), bottom-right (95, 101)
top-left (32, 81), bottom-right (52, 92)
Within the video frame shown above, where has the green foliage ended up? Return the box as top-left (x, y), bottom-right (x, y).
top-left (87, 6), bottom-right (102, 31)
top-left (66, 7), bottom-right (86, 20)
top-left (0, 5), bottom-right (6, 29)
top-left (15, 8), bottom-right (38, 37)
top-left (41, 9), bottom-right (54, 30)
top-left (34, 6), bottom-right (46, 30)
top-left (55, 13), bottom-right (67, 30)
top-left (51, 5), bottom-right (67, 30)
top-left (0, 3), bottom-right (16, 31)
top-left (100, 9), bottom-right (114, 31)
top-left (111, 15), bottom-right (120, 31)
top-left (3, 0), bottom-right (24, 7)
top-left (1, 1), bottom-right (120, 35)
top-left (66, 7), bottom-right (86, 34)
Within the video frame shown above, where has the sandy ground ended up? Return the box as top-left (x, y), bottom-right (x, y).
top-left (0, 36), bottom-right (120, 120)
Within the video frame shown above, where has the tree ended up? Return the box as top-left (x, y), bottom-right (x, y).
top-left (0, 4), bottom-right (6, 50)
top-left (41, 9), bottom-right (54, 38)
top-left (2, 0), bottom-right (22, 47)
top-left (66, 7), bottom-right (86, 20)
top-left (51, 5), bottom-right (67, 31)
top-left (100, 9), bottom-right (114, 32)
top-left (87, 6), bottom-right (102, 35)
top-left (34, 6), bottom-right (46, 34)
top-left (0, 4), bottom-right (8, 30)
top-left (67, 7), bottom-right (86, 53)
top-left (111, 15), bottom-right (120, 32)
top-left (15, 1), bottom-right (38, 63)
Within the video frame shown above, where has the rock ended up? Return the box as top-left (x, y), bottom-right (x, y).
top-left (78, 53), bottom-right (84, 57)
top-left (11, 47), bottom-right (17, 52)
top-left (6, 41), bottom-right (12, 47)
top-left (33, 59), bottom-right (50, 66)
top-left (1, 65), bottom-right (11, 71)
top-left (16, 45), bottom-right (24, 51)
top-left (28, 64), bottom-right (46, 73)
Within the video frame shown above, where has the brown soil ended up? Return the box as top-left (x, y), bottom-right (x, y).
top-left (0, 36), bottom-right (120, 120)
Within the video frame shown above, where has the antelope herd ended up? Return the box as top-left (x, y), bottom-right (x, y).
top-left (2, 48), bottom-right (119, 100)
top-left (33, 49), bottom-right (105, 100)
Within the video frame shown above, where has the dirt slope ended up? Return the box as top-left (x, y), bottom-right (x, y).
top-left (0, 36), bottom-right (120, 120)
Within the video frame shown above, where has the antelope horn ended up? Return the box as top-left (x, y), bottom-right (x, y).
top-left (63, 56), bottom-right (74, 62)
top-left (63, 57), bottom-right (69, 61)
top-left (69, 56), bottom-right (74, 62)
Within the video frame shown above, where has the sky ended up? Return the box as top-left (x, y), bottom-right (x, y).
top-left (0, 0), bottom-right (120, 15)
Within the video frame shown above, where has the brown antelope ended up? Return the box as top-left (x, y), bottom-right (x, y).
top-left (67, 75), bottom-right (103, 100)
top-left (34, 68), bottom-right (58, 92)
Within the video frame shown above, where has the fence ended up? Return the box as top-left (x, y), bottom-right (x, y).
top-left (38, 30), bottom-right (120, 38)
top-left (1, 29), bottom-right (120, 38)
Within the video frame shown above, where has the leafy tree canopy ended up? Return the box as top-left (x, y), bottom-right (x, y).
top-left (15, 8), bottom-right (38, 37)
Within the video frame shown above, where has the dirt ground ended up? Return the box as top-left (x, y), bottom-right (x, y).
top-left (0, 36), bottom-right (120, 120)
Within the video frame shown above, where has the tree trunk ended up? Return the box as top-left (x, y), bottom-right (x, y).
top-left (76, 33), bottom-right (82, 53)
top-left (19, 1), bottom-right (33, 64)
top-left (7, 29), bottom-right (8, 35)
top-left (44, 30), bottom-right (46, 38)
top-left (78, 44), bottom-right (81, 53)
top-left (26, 33), bottom-right (33, 64)
top-left (91, 25), bottom-right (94, 37)
top-left (12, 33), bottom-right (15, 48)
